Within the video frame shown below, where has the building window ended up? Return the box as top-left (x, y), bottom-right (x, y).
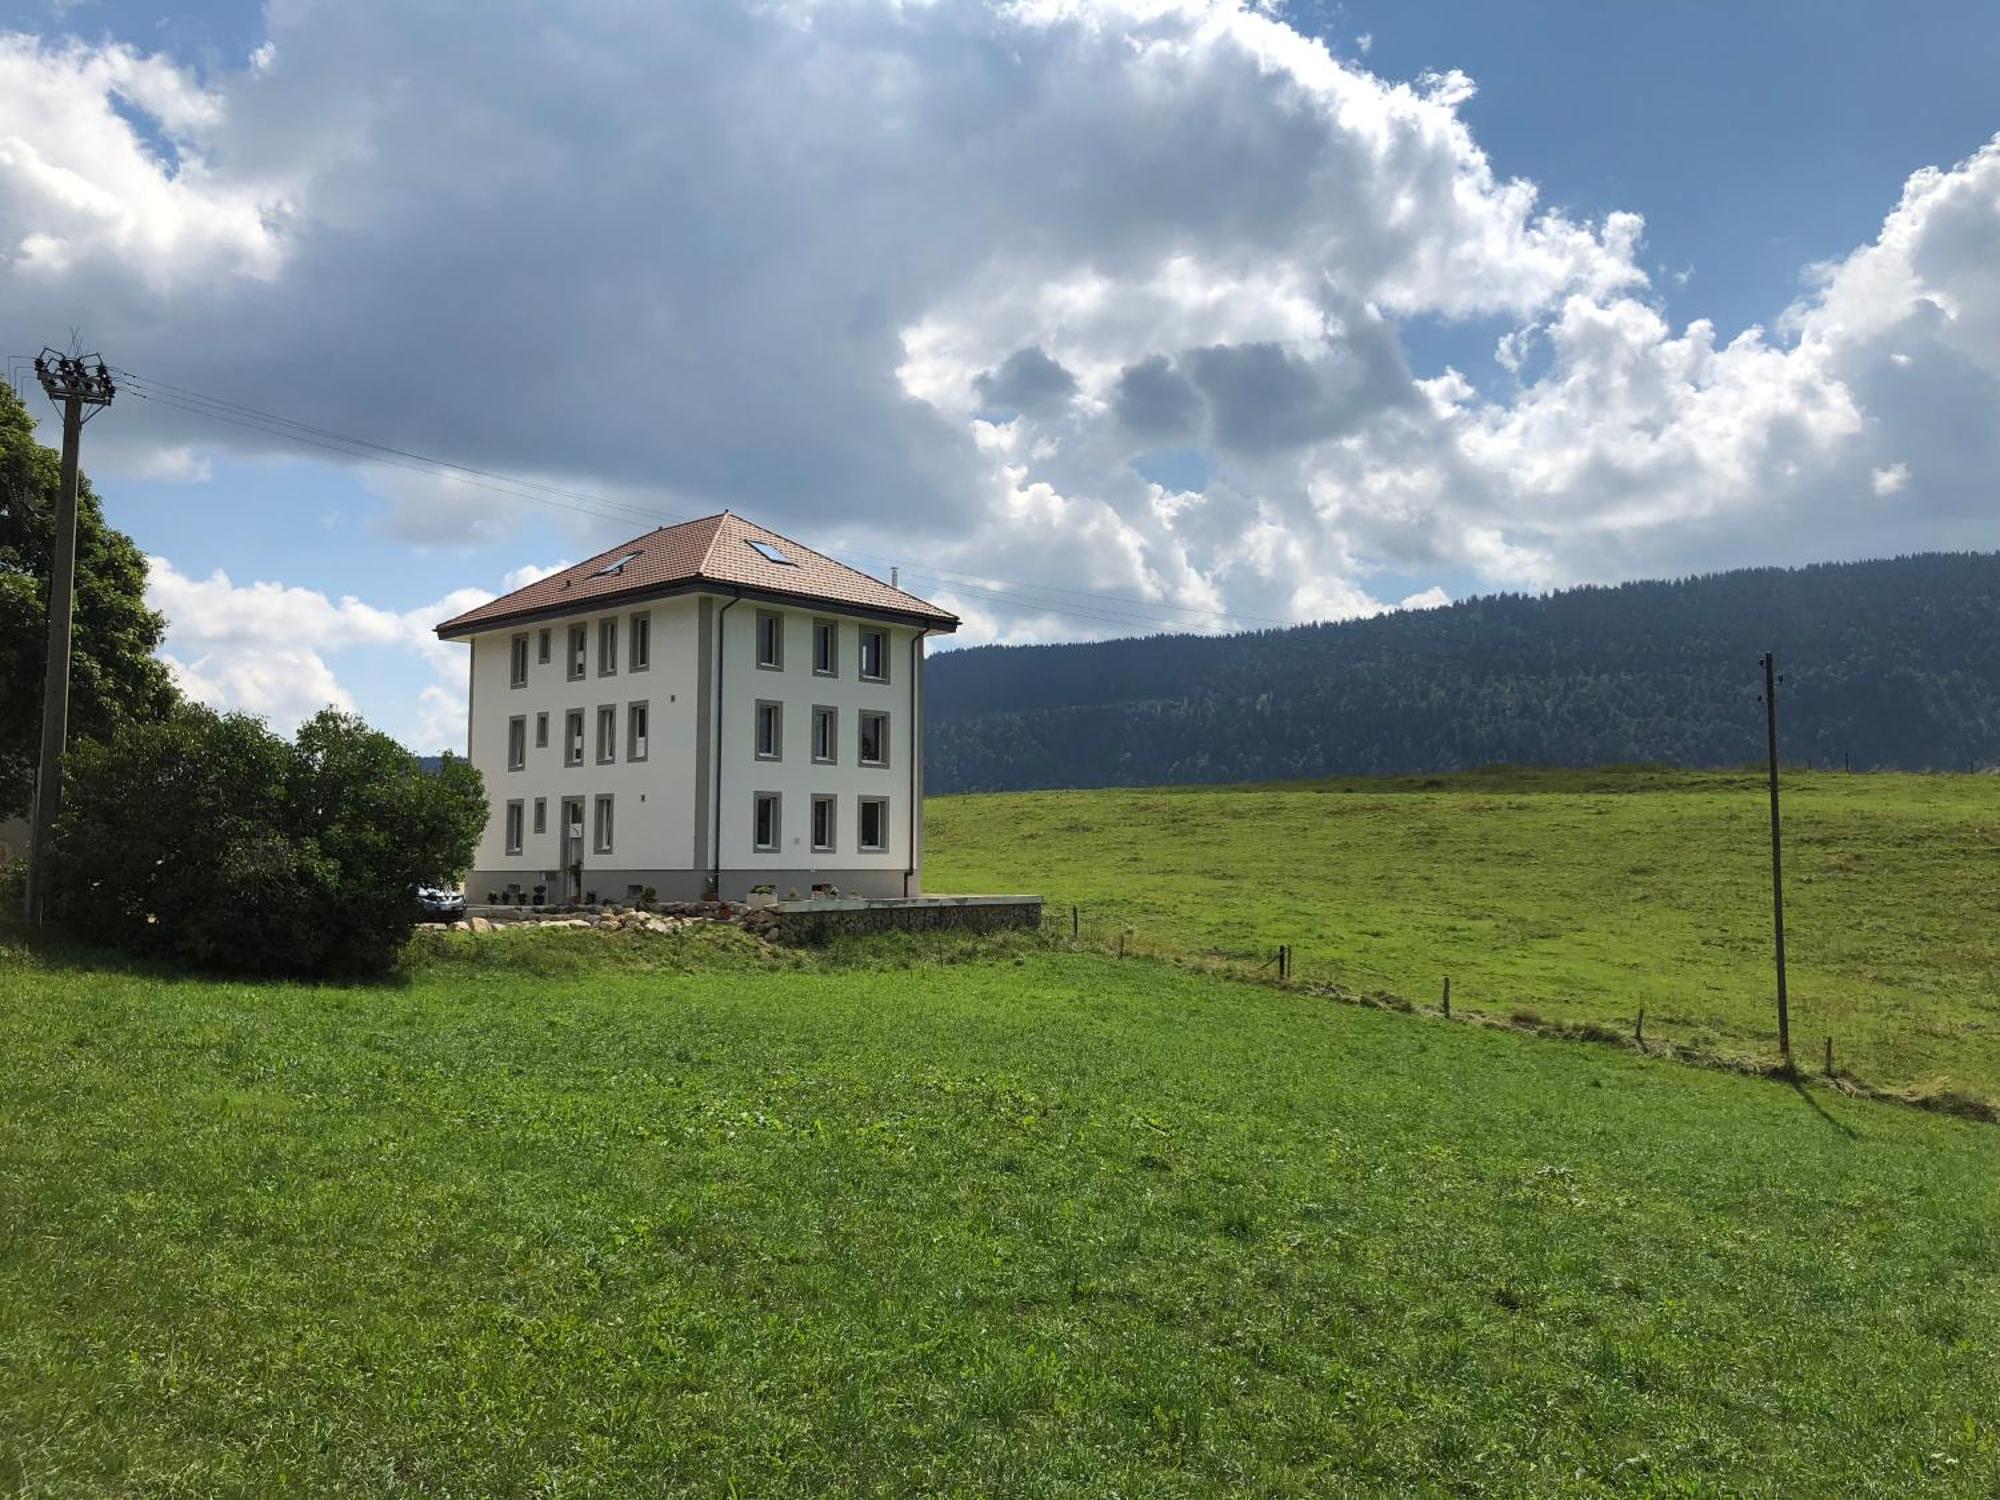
top-left (811, 794), bottom-right (836, 853)
top-left (568, 623), bottom-right (587, 680)
top-left (504, 799), bottom-right (524, 855)
top-left (630, 611), bottom-right (650, 672)
top-left (859, 628), bottom-right (888, 682)
top-left (598, 617), bottom-right (618, 677)
top-left (812, 618), bottom-right (837, 676)
top-left (537, 628), bottom-right (552, 664)
top-left (597, 704), bottom-right (617, 764)
top-left (628, 701), bottom-right (649, 761)
top-left (507, 715), bottom-right (527, 771)
top-left (565, 709), bottom-right (585, 767)
top-left (754, 792), bottom-right (780, 852)
top-left (535, 712), bottom-right (549, 749)
top-left (533, 797), bottom-right (547, 835)
top-left (755, 700), bottom-right (782, 760)
top-left (811, 705), bottom-right (836, 764)
top-left (858, 796), bottom-right (888, 852)
top-left (755, 609), bottom-right (783, 669)
top-left (859, 710), bottom-right (889, 767)
top-left (510, 633), bottom-right (530, 688)
top-left (594, 794), bottom-right (615, 854)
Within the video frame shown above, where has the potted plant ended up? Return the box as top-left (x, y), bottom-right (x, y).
top-left (485, 890), bottom-right (498, 905)
top-left (747, 883), bottom-right (778, 909)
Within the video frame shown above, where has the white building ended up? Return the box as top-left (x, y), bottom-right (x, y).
top-left (435, 512), bottom-right (958, 904)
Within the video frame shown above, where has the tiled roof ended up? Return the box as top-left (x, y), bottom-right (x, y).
top-left (434, 512), bottom-right (958, 637)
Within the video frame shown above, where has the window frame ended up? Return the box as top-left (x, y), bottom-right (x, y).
top-left (755, 609), bottom-right (784, 671)
top-left (537, 627), bottom-right (552, 665)
top-left (504, 799), bottom-right (525, 855)
top-left (858, 627), bottom-right (890, 683)
top-left (629, 610), bottom-right (651, 673)
top-left (858, 796), bottom-right (889, 853)
top-left (567, 623), bottom-right (588, 681)
top-left (754, 699), bottom-right (783, 761)
top-left (597, 617), bottom-right (619, 677)
top-left (533, 797), bottom-right (547, 835)
top-left (593, 793), bottom-right (615, 855)
top-left (596, 703), bottom-right (617, 765)
top-left (811, 705), bottom-right (837, 765)
top-left (535, 711), bottom-right (549, 749)
top-left (858, 709), bottom-right (890, 768)
top-left (627, 700), bottom-right (649, 762)
top-left (507, 714), bottom-right (527, 772)
top-left (510, 633), bottom-right (530, 689)
top-left (564, 708), bottom-right (585, 768)
top-left (811, 793), bottom-right (836, 854)
top-left (812, 618), bottom-right (838, 677)
top-left (753, 791), bottom-right (781, 853)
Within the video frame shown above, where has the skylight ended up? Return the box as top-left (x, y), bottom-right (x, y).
top-left (747, 539), bottom-right (795, 565)
top-left (593, 551), bottom-right (643, 576)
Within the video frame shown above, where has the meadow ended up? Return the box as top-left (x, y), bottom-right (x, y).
top-left (2, 924), bottom-right (1998, 1495)
top-left (927, 767), bottom-right (2000, 1108)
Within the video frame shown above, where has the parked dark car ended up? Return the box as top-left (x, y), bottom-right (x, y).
top-left (415, 885), bottom-right (466, 921)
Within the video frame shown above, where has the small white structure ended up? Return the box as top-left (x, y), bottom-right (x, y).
top-left (435, 512), bottom-right (957, 904)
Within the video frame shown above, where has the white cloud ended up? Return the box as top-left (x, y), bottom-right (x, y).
top-left (144, 556), bottom-right (490, 746)
top-left (1, 0), bottom-right (1994, 679)
top-left (0, 35), bottom-right (285, 285)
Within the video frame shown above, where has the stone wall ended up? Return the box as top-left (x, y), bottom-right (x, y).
top-left (759, 895), bottom-right (1042, 945)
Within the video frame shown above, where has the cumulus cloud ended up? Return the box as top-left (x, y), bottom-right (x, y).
top-left (0, 0), bottom-right (1994, 732)
top-left (144, 556), bottom-right (492, 744)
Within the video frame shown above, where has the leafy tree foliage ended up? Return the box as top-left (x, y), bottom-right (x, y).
top-left (0, 380), bottom-right (178, 818)
top-left (46, 706), bottom-right (487, 976)
top-left (926, 554), bottom-right (2000, 792)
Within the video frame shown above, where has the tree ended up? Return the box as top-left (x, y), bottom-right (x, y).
top-left (46, 706), bottom-right (487, 976)
top-left (0, 380), bottom-right (179, 819)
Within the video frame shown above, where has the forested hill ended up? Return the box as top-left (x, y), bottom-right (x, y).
top-left (923, 552), bottom-right (2000, 793)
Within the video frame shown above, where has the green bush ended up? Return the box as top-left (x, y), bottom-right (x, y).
top-left (46, 706), bottom-right (485, 976)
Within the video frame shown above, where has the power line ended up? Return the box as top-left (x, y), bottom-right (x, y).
top-left (99, 364), bottom-right (1296, 634)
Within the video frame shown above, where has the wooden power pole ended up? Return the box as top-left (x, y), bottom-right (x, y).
top-left (1761, 651), bottom-right (1790, 1060)
top-left (23, 350), bottom-right (115, 923)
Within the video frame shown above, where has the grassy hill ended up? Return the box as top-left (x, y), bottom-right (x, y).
top-left (2, 930), bottom-right (1997, 1494)
top-left (926, 767), bottom-right (2000, 1107)
top-left (925, 551), bottom-right (2000, 792)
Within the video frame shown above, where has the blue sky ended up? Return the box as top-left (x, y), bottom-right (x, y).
top-left (3, 0), bottom-right (1996, 749)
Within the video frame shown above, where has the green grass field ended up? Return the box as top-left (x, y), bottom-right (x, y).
top-left (3, 925), bottom-right (1999, 1495)
top-left (927, 768), bottom-right (2000, 1107)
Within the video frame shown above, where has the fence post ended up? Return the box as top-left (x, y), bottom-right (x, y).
top-left (1117, 931), bottom-right (1125, 960)
top-left (1636, 1008), bottom-right (1645, 1048)
top-left (1442, 976), bottom-right (1450, 1018)
top-left (1071, 904), bottom-right (1079, 940)
top-left (1825, 1035), bottom-right (1834, 1078)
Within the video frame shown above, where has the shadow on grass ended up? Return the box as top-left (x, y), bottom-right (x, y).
top-left (1787, 1075), bottom-right (1861, 1138)
top-left (0, 915), bottom-right (419, 992)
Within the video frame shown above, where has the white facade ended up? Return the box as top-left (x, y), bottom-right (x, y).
top-left (458, 593), bottom-right (931, 903)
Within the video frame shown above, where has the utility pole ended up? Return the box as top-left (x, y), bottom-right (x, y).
top-left (1761, 651), bottom-right (1790, 1061)
top-left (23, 350), bottom-right (115, 922)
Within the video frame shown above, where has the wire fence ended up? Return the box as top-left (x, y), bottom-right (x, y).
top-left (1025, 903), bottom-right (1998, 1121)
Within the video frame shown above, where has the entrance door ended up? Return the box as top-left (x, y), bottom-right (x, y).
top-left (560, 797), bottom-right (585, 901)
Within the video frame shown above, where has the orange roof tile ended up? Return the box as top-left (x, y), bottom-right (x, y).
top-left (434, 512), bottom-right (958, 637)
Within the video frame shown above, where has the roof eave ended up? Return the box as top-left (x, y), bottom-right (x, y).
top-left (434, 577), bottom-right (958, 640)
